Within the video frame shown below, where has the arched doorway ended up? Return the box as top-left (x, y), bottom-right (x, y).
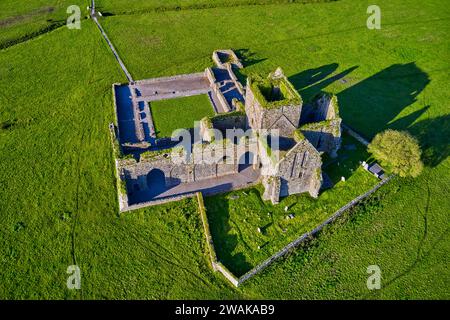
top-left (146, 169), bottom-right (166, 197)
top-left (238, 151), bottom-right (254, 172)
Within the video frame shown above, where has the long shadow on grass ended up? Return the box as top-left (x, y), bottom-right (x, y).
top-left (291, 62), bottom-right (445, 167)
top-left (204, 193), bottom-right (253, 277)
top-left (337, 62), bottom-right (430, 138)
top-left (289, 64), bottom-right (358, 102)
top-left (407, 114), bottom-right (450, 167)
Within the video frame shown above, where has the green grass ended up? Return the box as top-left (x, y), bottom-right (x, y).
top-left (150, 94), bottom-right (215, 138)
top-left (0, 0), bottom-right (90, 50)
top-left (204, 141), bottom-right (377, 276)
top-left (96, 0), bottom-right (331, 15)
top-left (323, 133), bottom-right (371, 184)
top-left (0, 21), bottom-right (239, 299)
top-left (0, 0), bottom-right (449, 299)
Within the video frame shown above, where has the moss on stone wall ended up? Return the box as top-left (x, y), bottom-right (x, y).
top-left (293, 128), bottom-right (305, 142)
top-left (248, 74), bottom-right (302, 109)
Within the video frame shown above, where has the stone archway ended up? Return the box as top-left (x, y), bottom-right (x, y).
top-left (146, 168), bottom-right (166, 197)
top-left (238, 151), bottom-right (254, 173)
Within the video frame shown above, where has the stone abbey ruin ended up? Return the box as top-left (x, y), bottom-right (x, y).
top-left (111, 50), bottom-right (342, 212)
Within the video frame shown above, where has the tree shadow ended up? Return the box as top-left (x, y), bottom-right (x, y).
top-left (407, 115), bottom-right (450, 167)
top-left (337, 62), bottom-right (448, 167)
top-left (289, 62), bottom-right (445, 167)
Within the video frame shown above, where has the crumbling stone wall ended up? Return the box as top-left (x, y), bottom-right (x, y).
top-left (212, 49), bottom-right (243, 69)
top-left (245, 84), bottom-right (302, 136)
top-left (261, 139), bottom-right (322, 204)
top-left (300, 93), bottom-right (342, 157)
top-left (120, 141), bottom-right (238, 201)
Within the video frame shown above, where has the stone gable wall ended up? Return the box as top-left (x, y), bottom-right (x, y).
top-left (261, 139), bottom-right (322, 204)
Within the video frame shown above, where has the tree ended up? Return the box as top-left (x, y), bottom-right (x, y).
top-left (368, 129), bottom-right (423, 178)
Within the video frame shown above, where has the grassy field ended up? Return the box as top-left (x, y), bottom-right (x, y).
top-left (0, 21), bottom-right (239, 299)
top-left (0, 0), bottom-right (449, 299)
top-left (150, 94), bottom-right (214, 138)
top-left (0, 0), bottom-right (90, 50)
top-left (96, 0), bottom-right (332, 15)
top-left (205, 134), bottom-right (377, 276)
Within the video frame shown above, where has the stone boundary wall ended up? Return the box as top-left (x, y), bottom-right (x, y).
top-left (135, 72), bottom-right (206, 85)
top-left (342, 123), bottom-right (370, 146)
top-left (213, 262), bottom-right (239, 287)
top-left (196, 193), bottom-right (239, 287)
top-left (91, 9), bottom-right (133, 82)
top-left (191, 174), bottom-right (393, 287)
top-left (196, 193), bottom-right (218, 267)
top-left (237, 175), bottom-right (393, 286)
top-left (121, 191), bottom-right (198, 212)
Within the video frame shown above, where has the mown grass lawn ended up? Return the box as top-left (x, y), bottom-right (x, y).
top-left (0, 0), bottom-right (449, 299)
top-left (150, 94), bottom-right (214, 138)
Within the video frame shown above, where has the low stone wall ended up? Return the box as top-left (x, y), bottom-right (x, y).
top-left (135, 72), bottom-right (206, 85)
top-left (121, 191), bottom-right (197, 212)
top-left (196, 192), bottom-right (239, 287)
top-left (237, 175), bottom-right (393, 286)
top-left (342, 123), bottom-right (370, 146)
top-left (213, 262), bottom-right (239, 287)
top-left (196, 193), bottom-right (217, 267)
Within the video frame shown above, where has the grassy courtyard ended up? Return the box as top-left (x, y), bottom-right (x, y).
top-left (204, 134), bottom-right (378, 276)
top-left (0, 0), bottom-right (448, 299)
top-left (150, 94), bottom-right (214, 138)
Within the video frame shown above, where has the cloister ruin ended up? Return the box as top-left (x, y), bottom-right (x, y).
top-left (110, 50), bottom-right (342, 211)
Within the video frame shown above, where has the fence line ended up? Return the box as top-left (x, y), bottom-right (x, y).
top-left (342, 123), bottom-right (370, 146)
top-left (237, 175), bottom-right (393, 285)
top-left (90, 1), bottom-right (134, 82)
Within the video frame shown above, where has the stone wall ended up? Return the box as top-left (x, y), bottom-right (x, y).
top-left (212, 49), bottom-right (243, 70)
top-left (301, 118), bottom-right (342, 158)
top-left (314, 93), bottom-right (337, 121)
top-left (120, 142), bottom-right (239, 205)
top-left (261, 139), bottom-right (322, 204)
top-left (245, 80), bottom-right (302, 137)
top-left (211, 113), bottom-right (247, 132)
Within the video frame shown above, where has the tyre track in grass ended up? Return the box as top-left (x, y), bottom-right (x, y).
top-left (365, 180), bottom-right (450, 298)
top-left (113, 220), bottom-right (213, 288)
top-left (69, 26), bottom-right (102, 299)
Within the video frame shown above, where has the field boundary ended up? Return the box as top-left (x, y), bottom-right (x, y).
top-left (197, 175), bottom-right (393, 287)
top-left (237, 175), bottom-right (393, 285)
top-left (100, 0), bottom-right (338, 16)
top-left (91, 1), bottom-right (133, 82)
